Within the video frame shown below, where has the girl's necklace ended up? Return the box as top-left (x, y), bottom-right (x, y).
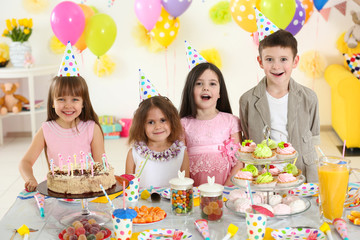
top-left (134, 140), bottom-right (184, 162)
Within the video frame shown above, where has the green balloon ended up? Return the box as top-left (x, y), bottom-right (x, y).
top-left (85, 13), bottom-right (117, 57)
top-left (258, 0), bottom-right (296, 29)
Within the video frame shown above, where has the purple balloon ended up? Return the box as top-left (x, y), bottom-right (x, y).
top-left (161, 0), bottom-right (192, 18)
top-left (285, 0), bottom-right (305, 36)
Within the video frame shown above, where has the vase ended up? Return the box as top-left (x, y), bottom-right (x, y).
top-left (9, 41), bottom-right (32, 67)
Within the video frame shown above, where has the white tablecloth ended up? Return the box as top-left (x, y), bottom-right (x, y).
top-left (0, 187), bottom-right (359, 239)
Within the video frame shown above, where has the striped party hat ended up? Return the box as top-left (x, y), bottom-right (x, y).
top-left (139, 69), bottom-right (160, 102)
top-left (57, 41), bottom-right (80, 77)
top-left (185, 40), bottom-right (207, 71)
top-left (255, 8), bottom-right (280, 42)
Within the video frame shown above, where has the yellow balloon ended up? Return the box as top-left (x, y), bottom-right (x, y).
top-left (230, 0), bottom-right (260, 33)
top-left (150, 8), bottom-right (180, 48)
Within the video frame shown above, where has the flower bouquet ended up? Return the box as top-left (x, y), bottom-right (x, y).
top-left (2, 18), bottom-right (33, 42)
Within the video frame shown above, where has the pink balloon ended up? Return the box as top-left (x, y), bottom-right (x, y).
top-left (50, 1), bottom-right (85, 46)
top-left (134, 0), bottom-right (162, 31)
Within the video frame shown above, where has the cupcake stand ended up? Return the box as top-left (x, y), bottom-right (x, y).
top-left (37, 179), bottom-right (127, 226)
top-left (227, 152), bottom-right (312, 218)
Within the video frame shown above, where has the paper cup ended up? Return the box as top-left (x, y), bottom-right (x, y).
top-left (112, 215), bottom-right (133, 240)
top-left (125, 177), bottom-right (140, 202)
top-left (245, 212), bottom-right (267, 240)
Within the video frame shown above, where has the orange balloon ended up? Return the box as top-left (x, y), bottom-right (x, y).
top-left (75, 4), bottom-right (95, 52)
top-left (300, 0), bottom-right (314, 23)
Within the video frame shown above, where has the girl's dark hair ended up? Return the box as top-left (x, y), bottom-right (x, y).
top-left (179, 62), bottom-right (232, 118)
top-left (128, 96), bottom-right (182, 145)
top-left (47, 76), bottom-right (102, 132)
top-left (258, 29), bottom-right (298, 59)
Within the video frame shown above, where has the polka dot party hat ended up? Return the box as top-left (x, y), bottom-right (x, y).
top-left (57, 41), bottom-right (80, 77)
top-left (255, 8), bottom-right (280, 42)
top-left (185, 40), bottom-right (207, 71)
top-left (139, 69), bottom-right (160, 102)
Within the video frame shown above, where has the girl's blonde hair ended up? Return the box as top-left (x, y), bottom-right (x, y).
top-left (46, 76), bottom-right (102, 131)
top-left (128, 96), bottom-right (182, 145)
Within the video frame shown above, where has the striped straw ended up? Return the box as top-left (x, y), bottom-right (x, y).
top-left (136, 154), bottom-right (150, 178)
top-left (246, 180), bottom-right (255, 213)
top-left (99, 184), bottom-right (115, 210)
top-left (317, 146), bottom-right (325, 157)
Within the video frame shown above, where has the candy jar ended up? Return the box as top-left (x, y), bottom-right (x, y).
top-left (169, 170), bottom-right (194, 215)
top-left (198, 176), bottom-right (224, 221)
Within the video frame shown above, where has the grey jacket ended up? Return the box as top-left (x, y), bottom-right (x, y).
top-left (239, 77), bottom-right (320, 182)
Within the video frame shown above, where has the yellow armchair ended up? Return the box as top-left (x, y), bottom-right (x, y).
top-left (324, 64), bottom-right (360, 148)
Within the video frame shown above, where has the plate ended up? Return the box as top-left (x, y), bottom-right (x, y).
top-left (138, 229), bottom-right (192, 240)
top-left (345, 182), bottom-right (360, 208)
top-left (58, 227), bottom-right (111, 239)
top-left (288, 183), bottom-right (319, 197)
top-left (133, 213), bottom-right (167, 226)
top-left (271, 228), bottom-right (326, 240)
top-left (225, 198), bottom-right (311, 218)
top-left (58, 199), bottom-right (82, 204)
top-left (237, 152), bottom-right (298, 165)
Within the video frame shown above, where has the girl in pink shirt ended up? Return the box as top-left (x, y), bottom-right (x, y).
top-left (180, 62), bottom-right (243, 186)
top-left (19, 76), bottom-right (104, 192)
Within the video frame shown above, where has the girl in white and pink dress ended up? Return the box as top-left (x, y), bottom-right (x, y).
top-left (179, 62), bottom-right (243, 186)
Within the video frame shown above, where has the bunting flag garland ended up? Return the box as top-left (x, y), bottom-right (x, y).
top-left (334, 1), bottom-right (347, 15)
top-left (319, 7), bottom-right (331, 21)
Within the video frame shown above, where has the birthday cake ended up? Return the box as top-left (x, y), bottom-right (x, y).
top-left (47, 162), bottom-right (116, 194)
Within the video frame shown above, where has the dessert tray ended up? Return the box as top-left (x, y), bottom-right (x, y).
top-left (225, 197), bottom-right (311, 218)
top-left (237, 152), bottom-right (298, 165)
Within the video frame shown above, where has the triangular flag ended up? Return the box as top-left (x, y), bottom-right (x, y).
top-left (254, 8), bottom-right (280, 42)
top-left (57, 41), bottom-right (80, 77)
top-left (138, 69), bottom-right (160, 102)
top-left (334, 1), bottom-right (347, 15)
top-left (185, 40), bottom-right (207, 71)
top-left (320, 7), bottom-right (331, 21)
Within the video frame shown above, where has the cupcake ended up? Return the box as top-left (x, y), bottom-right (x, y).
top-left (233, 165), bottom-right (258, 186)
top-left (239, 140), bottom-right (256, 160)
top-left (253, 172), bottom-right (277, 188)
top-left (276, 142), bottom-right (297, 160)
top-left (260, 165), bottom-right (280, 176)
top-left (252, 144), bottom-right (276, 160)
top-left (241, 164), bottom-right (259, 177)
top-left (283, 163), bottom-right (302, 177)
top-left (276, 173), bottom-right (298, 187)
top-left (261, 139), bottom-right (277, 151)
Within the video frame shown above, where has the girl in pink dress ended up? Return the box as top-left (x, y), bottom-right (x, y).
top-left (180, 62), bottom-right (243, 186)
top-left (19, 45), bottom-right (104, 192)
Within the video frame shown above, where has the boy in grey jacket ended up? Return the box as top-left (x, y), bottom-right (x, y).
top-left (239, 29), bottom-right (320, 182)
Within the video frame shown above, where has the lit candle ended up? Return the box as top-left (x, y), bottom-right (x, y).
top-left (102, 156), bottom-right (107, 171)
top-left (73, 154), bottom-right (77, 167)
top-left (90, 161), bottom-right (94, 177)
top-left (50, 159), bottom-right (54, 176)
top-left (80, 158), bottom-right (84, 174)
top-left (102, 153), bottom-right (109, 169)
top-left (67, 156), bottom-right (71, 176)
top-left (86, 156), bottom-right (89, 170)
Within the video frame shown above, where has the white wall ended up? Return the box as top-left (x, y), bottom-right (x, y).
top-left (0, 0), bottom-right (358, 135)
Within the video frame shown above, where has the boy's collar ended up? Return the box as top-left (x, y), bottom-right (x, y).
top-left (254, 77), bottom-right (299, 98)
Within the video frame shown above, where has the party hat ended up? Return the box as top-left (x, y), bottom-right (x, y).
top-left (185, 40), bottom-right (207, 70)
top-left (333, 218), bottom-right (349, 240)
top-left (254, 8), bottom-right (280, 42)
top-left (139, 69), bottom-right (160, 102)
top-left (57, 41), bottom-right (80, 77)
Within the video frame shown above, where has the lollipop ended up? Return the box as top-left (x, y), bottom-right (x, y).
top-left (333, 218), bottom-right (349, 240)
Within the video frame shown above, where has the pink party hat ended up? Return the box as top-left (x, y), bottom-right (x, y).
top-left (139, 69), bottom-right (160, 102)
top-left (57, 41), bottom-right (80, 77)
top-left (255, 8), bottom-right (280, 42)
top-left (185, 40), bottom-right (207, 70)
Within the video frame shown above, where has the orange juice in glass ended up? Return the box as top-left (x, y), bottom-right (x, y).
top-left (318, 156), bottom-right (349, 223)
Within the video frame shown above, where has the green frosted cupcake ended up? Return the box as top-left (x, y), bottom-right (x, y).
top-left (253, 172), bottom-right (277, 188)
top-left (261, 139), bottom-right (277, 151)
top-left (252, 143), bottom-right (276, 160)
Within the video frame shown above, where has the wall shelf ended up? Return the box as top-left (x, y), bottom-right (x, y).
top-left (0, 65), bottom-right (58, 144)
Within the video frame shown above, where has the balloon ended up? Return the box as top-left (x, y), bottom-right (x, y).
top-left (258, 0), bottom-right (296, 29)
top-left (85, 13), bottom-right (117, 57)
top-left (285, 0), bottom-right (305, 36)
top-left (313, 0), bottom-right (328, 11)
top-left (75, 4), bottom-right (95, 52)
top-left (230, 0), bottom-right (258, 33)
top-left (150, 8), bottom-right (179, 47)
top-left (161, 0), bottom-right (192, 18)
top-left (134, 0), bottom-right (162, 31)
top-left (50, 1), bottom-right (85, 46)
top-left (300, 0), bottom-right (314, 23)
